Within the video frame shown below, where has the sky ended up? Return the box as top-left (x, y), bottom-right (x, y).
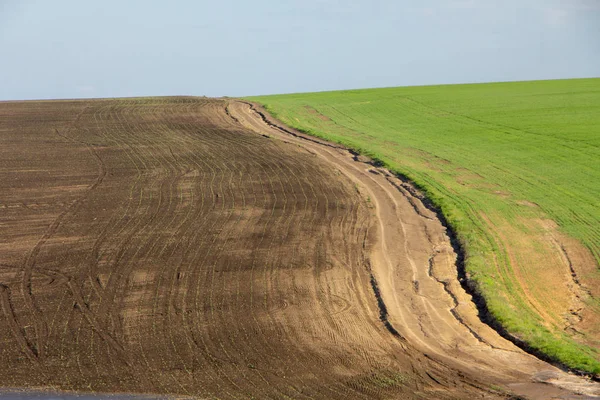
top-left (0, 0), bottom-right (599, 100)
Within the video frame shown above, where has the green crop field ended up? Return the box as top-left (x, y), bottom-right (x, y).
top-left (247, 78), bottom-right (600, 374)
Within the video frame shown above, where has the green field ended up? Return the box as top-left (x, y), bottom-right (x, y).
top-left (247, 78), bottom-right (600, 374)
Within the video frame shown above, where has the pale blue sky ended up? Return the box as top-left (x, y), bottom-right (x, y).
top-left (1, 0), bottom-right (598, 100)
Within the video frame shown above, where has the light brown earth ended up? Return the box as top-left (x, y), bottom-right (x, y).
top-left (0, 97), bottom-right (598, 399)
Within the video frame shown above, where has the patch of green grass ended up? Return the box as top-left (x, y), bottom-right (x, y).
top-left (348, 370), bottom-right (409, 392)
top-left (247, 78), bottom-right (600, 374)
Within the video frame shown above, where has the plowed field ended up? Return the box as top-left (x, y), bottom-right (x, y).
top-left (0, 98), bottom-right (597, 399)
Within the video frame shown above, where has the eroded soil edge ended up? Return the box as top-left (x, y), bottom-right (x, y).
top-left (231, 99), bottom-right (600, 398)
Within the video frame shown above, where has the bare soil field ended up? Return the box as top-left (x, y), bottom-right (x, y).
top-left (0, 97), bottom-right (597, 399)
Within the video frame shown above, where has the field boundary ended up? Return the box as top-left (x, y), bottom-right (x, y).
top-left (238, 99), bottom-right (600, 381)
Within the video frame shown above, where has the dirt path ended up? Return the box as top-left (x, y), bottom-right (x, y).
top-left (227, 100), bottom-right (600, 399)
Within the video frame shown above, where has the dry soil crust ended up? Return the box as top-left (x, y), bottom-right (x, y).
top-left (0, 97), bottom-right (597, 399)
